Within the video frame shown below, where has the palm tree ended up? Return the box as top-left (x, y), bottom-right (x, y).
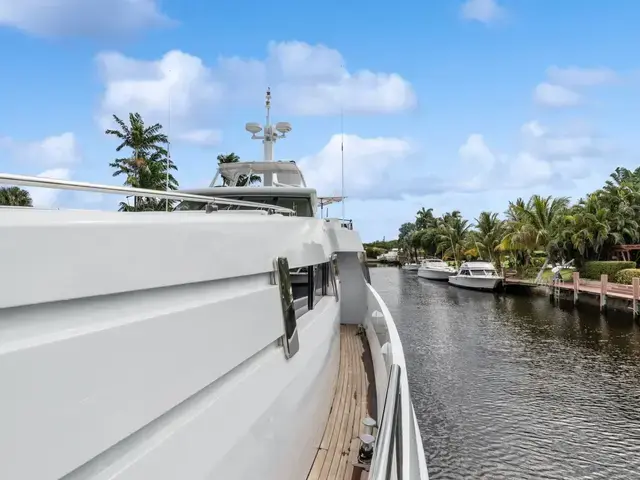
top-left (0, 186), bottom-right (32, 207)
top-left (500, 195), bottom-right (569, 281)
top-left (435, 211), bottom-right (470, 267)
top-left (216, 153), bottom-right (260, 186)
top-left (470, 211), bottom-right (505, 267)
top-left (106, 113), bottom-right (178, 211)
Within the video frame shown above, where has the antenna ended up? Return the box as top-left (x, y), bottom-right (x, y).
top-left (166, 83), bottom-right (171, 212)
top-left (340, 74), bottom-right (345, 221)
top-left (265, 87), bottom-right (271, 128)
top-left (245, 89), bottom-right (291, 186)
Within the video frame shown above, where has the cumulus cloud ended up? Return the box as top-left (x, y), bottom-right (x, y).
top-left (97, 41), bottom-right (417, 142)
top-left (461, 0), bottom-right (505, 23)
top-left (533, 66), bottom-right (620, 108)
top-left (0, 0), bottom-right (172, 38)
top-left (462, 120), bottom-right (610, 191)
top-left (27, 168), bottom-right (71, 208)
top-left (459, 134), bottom-right (496, 169)
top-left (534, 83), bottom-right (582, 107)
top-left (4, 132), bottom-right (81, 166)
top-left (546, 66), bottom-right (618, 87)
top-left (176, 129), bottom-right (222, 146)
top-left (299, 134), bottom-right (413, 198)
top-left (0, 133), bottom-right (81, 207)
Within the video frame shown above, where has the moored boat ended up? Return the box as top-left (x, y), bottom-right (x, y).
top-left (448, 261), bottom-right (503, 291)
top-left (402, 262), bottom-right (420, 271)
top-left (417, 258), bottom-right (456, 281)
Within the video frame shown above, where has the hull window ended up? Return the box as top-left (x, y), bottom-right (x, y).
top-left (289, 261), bottom-right (337, 315)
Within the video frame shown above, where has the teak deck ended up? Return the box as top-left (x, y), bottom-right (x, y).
top-left (307, 324), bottom-right (374, 480)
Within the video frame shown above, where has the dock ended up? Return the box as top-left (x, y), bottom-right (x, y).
top-left (505, 272), bottom-right (640, 317)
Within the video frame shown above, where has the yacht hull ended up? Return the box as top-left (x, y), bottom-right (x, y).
top-left (417, 267), bottom-right (453, 281)
top-left (448, 275), bottom-right (503, 291)
top-left (0, 210), bottom-right (428, 480)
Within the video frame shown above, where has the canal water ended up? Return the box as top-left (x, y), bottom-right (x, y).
top-left (371, 267), bottom-right (640, 479)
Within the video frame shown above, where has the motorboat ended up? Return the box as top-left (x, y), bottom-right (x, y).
top-left (382, 248), bottom-right (399, 263)
top-left (448, 261), bottom-right (503, 291)
top-left (417, 258), bottom-right (456, 281)
top-left (0, 89), bottom-right (428, 480)
top-left (402, 262), bottom-right (420, 271)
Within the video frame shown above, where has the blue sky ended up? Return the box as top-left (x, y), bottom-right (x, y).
top-left (0, 0), bottom-right (638, 241)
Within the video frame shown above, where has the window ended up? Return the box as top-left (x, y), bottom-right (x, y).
top-left (176, 196), bottom-right (314, 217)
top-left (289, 260), bottom-right (336, 317)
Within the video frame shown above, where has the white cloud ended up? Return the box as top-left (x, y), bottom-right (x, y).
top-left (28, 168), bottom-right (71, 208)
top-left (0, 133), bottom-right (81, 207)
top-left (506, 152), bottom-right (553, 187)
top-left (458, 134), bottom-right (496, 169)
top-left (546, 66), bottom-right (618, 87)
top-left (533, 66), bottom-right (619, 109)
top-left (1, 132), bottom-right (80, 166)
top-left (470, 120), bottom-right (608, 190)
top-left (97, 42), bottom-right (416, 140)
top-left (0, 0), bottom-right (171, 38)
top-left (22, 132), bottom-right (81, 166)
top-left (521, 121), bottom-right (546, 138)
top-left (176, 129), bottom-right (222, 146)
top-left (299, 134), bottom-right (412, 197)
top-left (534, 82), bottom-right (582, 108)
top-left (461, 0), bottom-right (505, 23)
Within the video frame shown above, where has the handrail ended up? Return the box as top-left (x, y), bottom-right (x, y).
top-left (369, 364), bottom-right (402, 480)
top-left (0, 173), bottom-right (295, 215)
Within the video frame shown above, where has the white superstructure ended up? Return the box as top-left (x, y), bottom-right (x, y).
top-left (0, 89), bottom-right (428, 480)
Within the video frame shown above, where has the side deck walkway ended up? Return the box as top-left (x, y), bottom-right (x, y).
top-left (307, 324), bottom-right (374, 480)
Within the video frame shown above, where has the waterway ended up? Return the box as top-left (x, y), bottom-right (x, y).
top-left (371, 267), bottom-right (640, 479)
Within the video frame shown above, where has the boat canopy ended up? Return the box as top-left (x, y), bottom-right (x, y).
top-left (210, 161), bottom-right (307, 188)
top-left (460, 261), bottom-right (496, 270)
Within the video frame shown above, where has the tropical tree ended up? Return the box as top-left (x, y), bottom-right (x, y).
top-left (386, 165), bottom-right (640, 277)
top-left (434, 211), bottom-right (470, 267)
top-left (0, 186), bottom-right (32, 207)
top-left (217, 153), bottom-right (260, 186)
top-left (106, 112), bottom-right (178, 211)
top-left (469, 211), bottom-right (505, 266)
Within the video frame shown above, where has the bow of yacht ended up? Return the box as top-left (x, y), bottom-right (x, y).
top-left (0, 91), bottom-right (428, 480)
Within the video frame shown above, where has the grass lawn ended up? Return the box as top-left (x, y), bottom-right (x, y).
top-left (523, 269), bottom-right (574, 282)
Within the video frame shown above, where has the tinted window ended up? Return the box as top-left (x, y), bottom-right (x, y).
top-left (176, 196), bottom-right (313, 217)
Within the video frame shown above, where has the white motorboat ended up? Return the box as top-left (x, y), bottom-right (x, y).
top-left (0, 90), bottom-right (428, 480)
top-left (417, 258), bottom-right (456, 281)
top-left (448, 261), bottom-right (503, 291)
top-left (402, 262), bottom-right (420, 271)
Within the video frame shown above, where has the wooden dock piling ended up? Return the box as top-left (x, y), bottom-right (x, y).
top-left (633, 277), bottom-right (640, 318)
top-left (600, 274), bottom-right (608, 311)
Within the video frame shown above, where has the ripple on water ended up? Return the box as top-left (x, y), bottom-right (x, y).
top-left (372, 267), bottom-right (640, 479)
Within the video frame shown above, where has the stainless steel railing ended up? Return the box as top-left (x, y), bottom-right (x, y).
top-left (0, 173), bottom-right (295, 215)
top-left (369, 363), bottom-right (403, 480)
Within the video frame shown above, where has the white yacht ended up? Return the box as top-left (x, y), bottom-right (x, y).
top-left (401, 262), bottom-right (420, 271)
top-left (0, 90), bottom-right (428, 480)
top-left (382, 248), bottom-right (399, 263)
top-left (448, 261), bottom-right (503, 291)
top-left (417, 258), bottom-right (456, 281)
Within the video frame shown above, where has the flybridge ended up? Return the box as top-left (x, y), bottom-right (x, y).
top-left (209, 161), bottom-right (307, 188)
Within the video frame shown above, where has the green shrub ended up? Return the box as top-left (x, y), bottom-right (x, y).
top-left (582, 261), bottom-right (636, 280)
top-left (519, 265), bottom-right (540, 279)
top-left (614, 269), bottom-right (640, 285)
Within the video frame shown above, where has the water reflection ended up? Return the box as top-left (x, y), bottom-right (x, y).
top-left (372, 267), bottom-right (640, 479)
